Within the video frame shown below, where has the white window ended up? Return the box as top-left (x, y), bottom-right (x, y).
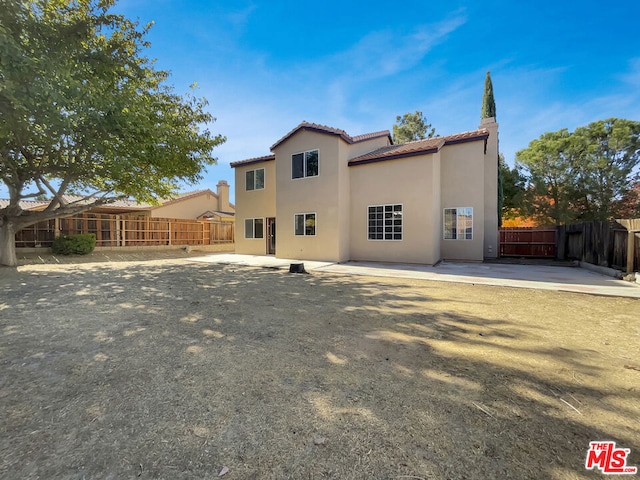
top-left (368, 204), bottom-right (402, 241)
top-left (245, 168), bottom-right (264, 191)
top-left (292, 150), bottom-right (319, 179)
top-left (244, 218), bottom-right (264, 239)
top-left (294, 213), bottom-right (316, 236)
top-left (444, 207), bottom-right (473, 240)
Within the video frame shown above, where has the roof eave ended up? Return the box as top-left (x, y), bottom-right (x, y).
top-left (349, 147), bottom-right (440, 166)
top-left (230, 155), bottom-right (276, 168)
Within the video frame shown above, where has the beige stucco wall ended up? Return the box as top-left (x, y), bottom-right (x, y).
top-left (234, 160), bottom-right (276, 255)
top-left (150, 191), bottom-right (223, 219)
top-left (349, 152), bottom-right (441, 264)
top-left (273, 130), bottom-right (347, 262)
top-left (439, 141), bottom-right (486, 261)
top-left (481, 118), bottom-right (499, 259)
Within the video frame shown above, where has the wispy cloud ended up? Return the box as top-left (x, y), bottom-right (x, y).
top-left (331, 13), bottom-right (467, 81)
top-left (621, 58), bottom-right (640, 87)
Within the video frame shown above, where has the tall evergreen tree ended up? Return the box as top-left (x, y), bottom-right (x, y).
top-left (481, 71), bottom-right (496, 120)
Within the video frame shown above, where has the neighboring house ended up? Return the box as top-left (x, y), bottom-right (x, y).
top-left (1, 180), bottom-right (235, 221)
top-left (230, 117), bottom-right (499, 264)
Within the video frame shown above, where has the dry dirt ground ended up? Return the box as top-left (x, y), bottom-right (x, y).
top-left (1, 252), bottom-right (639, 479)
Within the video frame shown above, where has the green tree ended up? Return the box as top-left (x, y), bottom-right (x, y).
top-left (516, 129), bottom-right (580, 225)
top-left (0, 0), bottom-right (225, 266)
top-left (572, 119), bottom-right (640, 220)
top-left (392, 111), bottom-right (436, 144)
top-left (499, 154), bottom-right (527, 220)
top-left (516, 119), bottom-right (640, 224)
top-left (481, 71), bottom-right (496, 120)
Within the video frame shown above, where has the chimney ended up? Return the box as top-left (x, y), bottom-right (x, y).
top-left (216, 180), bottom-right (231, 212)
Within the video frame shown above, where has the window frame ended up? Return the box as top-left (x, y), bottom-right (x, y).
top-left (367, 203), bottom-right (403, 241)
top-left (244, 217), bottom-right (264, 239)
top-left (443, 207), bottom-right (473, 240)
top-left (294, 212), bottom-right (317, 236)
top-left (245, 168), bottom-right (265, 191)
top-left (291, 149), bottom-right (319, 179)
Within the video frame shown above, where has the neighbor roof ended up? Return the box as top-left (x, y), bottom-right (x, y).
top-left (0, 189), bottom-right (222, 212)
top-left (348, 129), bottom-right (490, 166)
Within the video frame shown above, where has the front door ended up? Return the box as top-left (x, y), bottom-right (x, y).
top-left (266, 217), bottom-right (276, 255)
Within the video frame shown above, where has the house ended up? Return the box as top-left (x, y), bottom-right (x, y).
top-left (230, 117), bottom-right (498, 264)
top-left (2, 180), bottom-right (234, 221)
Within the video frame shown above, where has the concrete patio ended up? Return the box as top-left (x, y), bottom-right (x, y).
top-left (189, 253), bottom-right (640, 299)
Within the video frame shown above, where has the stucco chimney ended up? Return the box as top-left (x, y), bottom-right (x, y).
top-left (216, 180), bottom-right (231, 212)
top-left (479, 116), bottom-right (499, 259)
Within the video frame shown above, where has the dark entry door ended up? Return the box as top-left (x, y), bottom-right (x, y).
top-left (266, 217), bottom-right (276, 254)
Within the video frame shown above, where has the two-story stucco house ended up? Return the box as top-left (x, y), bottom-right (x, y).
top-left (230, 116), bottom-right (498, 264)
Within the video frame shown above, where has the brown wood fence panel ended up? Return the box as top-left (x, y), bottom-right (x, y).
top-left (14, 219), bottom-right (57, 247)
top-left (499, 227), bottom-right (557, 258)
top-left (557, 219), bottom-right (640, 272)
top-left (15, 213), bottom-right (234, 248)
top-left (209, 221), bottom-right (234, 243)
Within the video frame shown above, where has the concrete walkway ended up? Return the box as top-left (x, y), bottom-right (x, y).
top-left (190, 253), bottom-right (640, 299)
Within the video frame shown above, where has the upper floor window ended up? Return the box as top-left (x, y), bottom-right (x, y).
top-left (444, 207), bottom-right (473, 240)
top-left (245, 168), bottom-right (264, 191)
top-left (292, 149), bottom-right (319, 179)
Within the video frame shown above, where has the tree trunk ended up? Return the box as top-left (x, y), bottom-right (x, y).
top-left (0, 220), bottom-right (18, 267)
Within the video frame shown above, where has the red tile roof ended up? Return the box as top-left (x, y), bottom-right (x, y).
top-left (349, 129), bottom-right (489, 166)
top-left (269, 121), bottom-right (392, 150)
top-left (229, 154), bottom-right (276, 168)
top-left (351, 130), bottom-right (392, 143)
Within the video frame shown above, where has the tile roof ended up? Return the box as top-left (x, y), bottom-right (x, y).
top-left (351, 130), bottom-right (392, 143)
top-left (348, 129), bottom-right (489, 166)
top-left (0, 199), bottom-right (49, 210)
top-left (229, 154), bottom-right (276, 168)
top-left (0, 190), bottom-right (219, 211)
top-left (269, 121), bottom-right (392, 150)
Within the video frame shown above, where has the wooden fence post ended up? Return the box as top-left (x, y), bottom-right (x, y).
top-left (628, 231), bottom-right (636, 274)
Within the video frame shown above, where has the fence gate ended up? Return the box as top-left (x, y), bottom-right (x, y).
top-left (499, 227), bottom-right (557, 258)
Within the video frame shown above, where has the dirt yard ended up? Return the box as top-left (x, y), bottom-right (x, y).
top-left (1, 254), bottom-right (639, 479)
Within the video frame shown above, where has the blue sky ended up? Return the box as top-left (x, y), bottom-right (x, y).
top-left (5, 1), bottom-right (640, 202)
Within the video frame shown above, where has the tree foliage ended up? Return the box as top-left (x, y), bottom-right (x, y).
top-left (516, 118), bottom-right (640, 225)
top-left (499, 154), bottom-right (527, 220)
top-left (0, 0), bottom-right (225, 266)
top-left (481, 71), bottom-right (496, 120)
top-left (392, 111), bottom-right (436, 144)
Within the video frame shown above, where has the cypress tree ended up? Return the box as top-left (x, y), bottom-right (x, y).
top-left (481, 71), bottom-right (496, 120)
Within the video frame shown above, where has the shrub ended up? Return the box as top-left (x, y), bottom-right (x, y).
top-left (51, 233), bottom-right (97, 255)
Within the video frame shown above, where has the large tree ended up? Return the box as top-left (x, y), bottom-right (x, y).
top-left (392, 111), bottom-right (436, 144)
top-left (499, 154), bottom-right (527, 220)
top-left (0, 0), bottom-right (225, 266)
top-left (516, 119), bottom-right (640, 224)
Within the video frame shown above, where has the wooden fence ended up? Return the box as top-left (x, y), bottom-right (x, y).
top-left (499, 220), bottom-right (639, 272)
top-left (557, 219), bottom-right (640, 273)
top-left (15, 212), bottom-right (234, 248)
top-left (499, 227), bottom-right (557, 258)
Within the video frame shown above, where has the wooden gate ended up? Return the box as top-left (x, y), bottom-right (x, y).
top-left (499, 227), bottom-right (557, 258)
